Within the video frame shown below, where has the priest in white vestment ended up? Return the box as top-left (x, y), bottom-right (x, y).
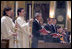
top-left (1, 7), bottom-right (17, 48)
top-left (15, 8), bottom-right (32, 48)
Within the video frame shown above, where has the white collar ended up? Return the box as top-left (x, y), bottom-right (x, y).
top-left (19, 16), bottom-right (24, 18)
top-left (52, 24), bottom-right (55, 26)
top-left (5, 16), bottom-right (12, 19)
top-left (35, 19), bottom-right (39, 23)
top-left (19, 16), bottom-right (24, 20)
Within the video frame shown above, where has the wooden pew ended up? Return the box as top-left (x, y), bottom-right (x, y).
top-left (38, 40), bottom-right (71, 48)
top-left (1, 39), bottom-right (9, 48)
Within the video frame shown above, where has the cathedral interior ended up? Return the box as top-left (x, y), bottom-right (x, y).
top-left (1, 1), bottom-right (71, 48)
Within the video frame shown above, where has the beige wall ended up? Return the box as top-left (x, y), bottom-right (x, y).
top-left (18, 1), bottom-right (25, 9)
top-left (1, 1), bottom-right (14, 17)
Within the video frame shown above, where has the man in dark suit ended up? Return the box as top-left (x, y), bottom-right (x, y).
top-left (44, 18), bottom-right (53, 42)
top-left (51, 18), bottom-right (57, 33)
top-left (31, 13), bottom-right (42, 48)
top-left (44, 18), bottom-right (53, 32)
top-left (64, 28), bottom-right (70, 43)
top-left (51, 18), bottom-right (59, 42)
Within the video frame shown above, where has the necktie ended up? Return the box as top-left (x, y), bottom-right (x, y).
top-left (54, 25), bottom-right (56, 33)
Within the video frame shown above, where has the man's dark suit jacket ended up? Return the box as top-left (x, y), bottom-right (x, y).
top-left (51, 25), bottom-right (58, 33)
top-left (44, 24), bottom-right (53, 33)
top-left (32, 19), bottom-right (42, 38)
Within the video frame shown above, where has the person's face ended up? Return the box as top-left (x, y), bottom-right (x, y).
top-left (53, 19), bottom-right (57, 25)
top-left (6, 10), bottom-right (12, 16)
top-left (10, 10), bottom-right (14, 18)
top-left (48, 18), bottom-right (52, 24)
top-left (20, 9), bottom-right (26, 17)
top-left (40, 19), bottom-right (43, 25)
top-left (37, 14), bottom-right (42, 21)
top-left (50, 19), bottom-right (52, 23)
top-left (59, 28), bottom-right (63, 33)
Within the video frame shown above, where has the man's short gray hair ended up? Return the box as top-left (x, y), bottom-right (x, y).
top-left (35, 13), bottom-right (42, 18)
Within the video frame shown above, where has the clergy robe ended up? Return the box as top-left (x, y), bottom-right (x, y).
top-left (1, 16), bottom-right (15, 48)
top-left (16, 16), bottom-right (31, 48)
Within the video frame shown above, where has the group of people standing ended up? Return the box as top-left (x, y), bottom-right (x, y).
top-left (1, 7), bottom-right (71, 48)
top-left (1, 7), bottom-right (32, 48)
